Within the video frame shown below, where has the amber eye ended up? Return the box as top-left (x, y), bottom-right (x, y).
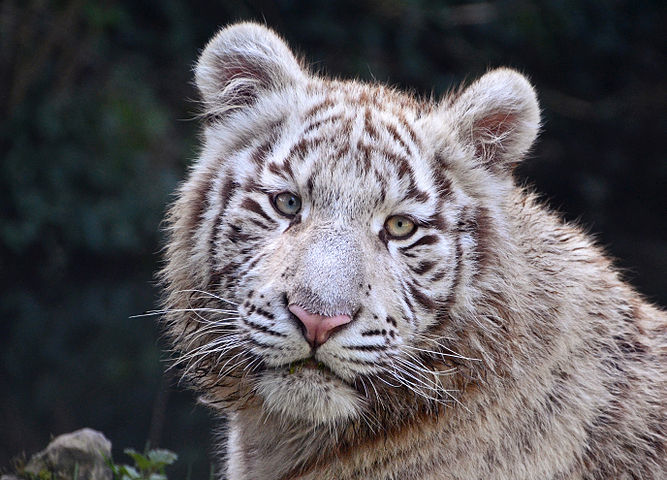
top-left (384, 215), bottom-right (417, 239)
top-left (272, 192), bottom-right (302, 217)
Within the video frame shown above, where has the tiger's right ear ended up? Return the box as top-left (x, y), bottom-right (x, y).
top-left (444, 68), bottom-right (540, 173)
top-left (195, 22), bottom-right (306, 117)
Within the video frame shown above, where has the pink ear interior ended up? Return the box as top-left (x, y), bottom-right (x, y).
top-left (219, 53), bottom-right (271, 85)
top-left (473, 111), bottom-right (517, 163)
top-left (195, 23), bottom-right (305, 116)
top-left (447, 69), bottom-right (540, 172)
top-left (476, 111), bottom-right (517, 138)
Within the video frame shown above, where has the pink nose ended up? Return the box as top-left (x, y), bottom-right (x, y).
top-left (288, 304), bottom-right (352, 348)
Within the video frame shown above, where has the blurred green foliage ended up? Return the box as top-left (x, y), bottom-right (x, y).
top-left (109, 447), bottom-right (178, 480)
top-left (1, 0), bottom-right (665, 479)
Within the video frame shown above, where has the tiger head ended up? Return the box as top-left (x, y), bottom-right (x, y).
top-left (161, 23), bottom-right (540, 426)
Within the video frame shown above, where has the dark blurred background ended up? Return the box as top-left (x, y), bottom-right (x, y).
top-left (1, 0), bottom-right (665, 477)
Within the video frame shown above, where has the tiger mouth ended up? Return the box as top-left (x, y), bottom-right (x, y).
top-left (286, 357), bottom-right (329, 374)
top-left (276, 359), bottom-right (376, 407)
top-left (280, 357), bottom-right (352, 385)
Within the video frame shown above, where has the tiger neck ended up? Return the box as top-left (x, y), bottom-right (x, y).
top-left (226, 402), bottom-right (456, 480)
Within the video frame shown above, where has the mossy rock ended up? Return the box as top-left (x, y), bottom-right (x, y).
top-left (22, 429), bottom-right (112, 480)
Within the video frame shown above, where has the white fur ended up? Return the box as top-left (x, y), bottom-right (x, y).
top-left (161, 23), bottom-right (666, 480)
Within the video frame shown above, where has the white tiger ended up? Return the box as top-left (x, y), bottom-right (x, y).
top-left (160, 22), bottom-right (666, 480)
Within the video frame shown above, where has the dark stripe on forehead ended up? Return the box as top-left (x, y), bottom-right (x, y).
top-left (431, 155), bottom-right (453, 200)
top-left (357, 89), bottom-right (374, 105)
top-left (361, 115), bottom-right (428, 205)
top-left (284, 137), bottom-right (326, 175)
top-left (304, 97), bottom-right (335, 119)
top-left (404, 185), bottom-right (430, 204)
top-left (281, 155), bottom-right (295, 179)
top-left (371, 148), bottom-right (424, 207)
top-left (374, 168), bottom-right (388, 204)
top-left (267, 161), bottom-right (286, 178)
top-left (383, 121), bottom-right (413, 157)
top-left (250, 140), bottom-right (273, 166)
top-left (396, 111), bottom-right (421, 151)
top-left (228, 117), bottom-right (284, 166)
top-left (364, 107), bottom-right (379, 140)
top-left (334, 139), bottom-right (351, 160)
top-left (363, 145), bottom-right (414, 182)
top-left (266, 137), bottom-right (318, 180)
top-left (428, 268), bottom-right (448, 284)
top-left (302, 113), bottom-right (345, 136)
top-left (243, 179), bottom-right (262, 194)
top-left (358, 140), bottom-right (372, 172)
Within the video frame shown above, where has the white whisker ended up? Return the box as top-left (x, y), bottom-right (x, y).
top-left (176, 289), bottom-right (239, 306)
top-left (402, 344), bottom-right (481, 362)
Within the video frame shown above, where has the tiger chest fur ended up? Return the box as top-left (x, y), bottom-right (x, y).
top-left (160, 22), bottom-right (666, 480)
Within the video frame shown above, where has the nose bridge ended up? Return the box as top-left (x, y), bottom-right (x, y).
top-left (290, 224), bottom-right (364, 316)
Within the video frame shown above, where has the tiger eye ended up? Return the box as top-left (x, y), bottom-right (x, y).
top-left (384, 215), bottom-right (417, 239)
top-left (273, 192), bottom-right (302, 216)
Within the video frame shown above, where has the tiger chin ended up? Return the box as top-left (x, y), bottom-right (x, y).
top-left (160, 22), bottom-right (666, 480)
top-left (255, 364), bottom-right (363, 425)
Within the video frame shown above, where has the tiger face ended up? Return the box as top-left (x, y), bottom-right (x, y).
top-left (162, 23), bottom-right (539, 426)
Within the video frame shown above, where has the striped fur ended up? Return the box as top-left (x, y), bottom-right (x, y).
top-left (160, 23), bottom-right (666, 480)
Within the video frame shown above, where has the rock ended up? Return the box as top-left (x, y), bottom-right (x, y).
top-left (1, 475), bottom-right (21, 480)
top-left (23, 428), bottom-right (112, 480)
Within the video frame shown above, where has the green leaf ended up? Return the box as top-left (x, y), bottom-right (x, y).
top-left (147, 449), bottom-right (178, 467)
top-left (124, 448), bottom-right (152, 471)
top-left (120, 465), bottom-right (141, 480)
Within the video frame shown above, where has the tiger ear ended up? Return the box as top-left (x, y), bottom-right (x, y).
top-left (447, 68), bottom-right (540, 172)
top-left (195, 22), bottom-right (306, 117)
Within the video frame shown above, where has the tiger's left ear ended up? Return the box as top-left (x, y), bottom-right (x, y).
top-left (446, 68), bottom-right (540, 172)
